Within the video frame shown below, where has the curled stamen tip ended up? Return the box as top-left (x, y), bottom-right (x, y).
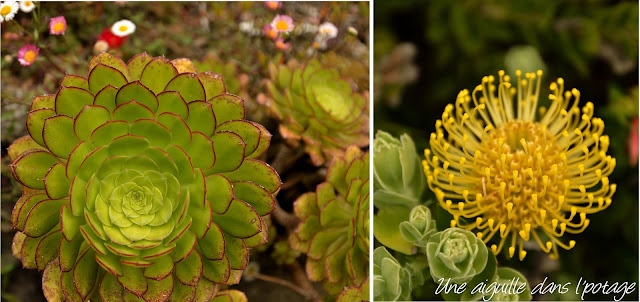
top-left (537, 70), bottom-right (543, 76)
top-left (500, 224), bottom-right (507, 236)
top-left (491, 244), bottom-right (498, 254)
top-left (569, 240), bottom-right (576, 249)
top-left (540, 209), bottom-right (547, 221)
top-left (546, 241), bottom-right (553, 251)
top-left (476, 217), bottom-right (483, 225)
top-left (445, 199), bottom-right (452, 208)
top-left (508, 247), bottom-right (515, 258)
top-left (506, 202), bottom-right (513, 212)
top-left (488, 218), bottom-right (495, 229)
top-left (552, 219), bottom-right (558, 229)
top-left (458, 202), bottom-right (465, 211)
top-left (519, 230), bottom-right (527, 240)
top-left (519, 250), bottom-right (527, 261)
top-left (450, 220), bottom-right (457, 227)
top-left (516, 70), bottom-right (522, 76)
top-left (477, 232), bottom-right (483, 240)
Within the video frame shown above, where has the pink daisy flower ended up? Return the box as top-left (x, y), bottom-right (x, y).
top-left (270, 15), bottom-right (294, 34)
top-left (18, 44), bottom-right (39, 66)
top-left (49, 16), bottom-right (67, 35)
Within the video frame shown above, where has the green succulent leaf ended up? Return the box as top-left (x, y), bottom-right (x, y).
top-left (60, 74), bottom-right (89, 90)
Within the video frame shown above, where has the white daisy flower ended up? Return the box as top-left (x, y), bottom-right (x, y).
top-left (0, 1), bottom-right (19, 22)
top-left (111, 19), bottom-right (135, 37)
top-left (318, 22), bottom-right (338, 39)
top-left (19, 0), bottom-right (34, 13)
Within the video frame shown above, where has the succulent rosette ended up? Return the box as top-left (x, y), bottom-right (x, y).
top-left (289, 146), bottom-right (369, 294)
top-left (399, 205), bottom-right (437, 251)
top-left (9, 52), bottom-right (281, 301)
top-left (264, 59), bottom-right (369, 166)
top-left (426, 228), bottom-right (488, 284)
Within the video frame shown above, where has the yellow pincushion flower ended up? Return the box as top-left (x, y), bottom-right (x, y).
top-left (423, 70), bottom-right (616, 260)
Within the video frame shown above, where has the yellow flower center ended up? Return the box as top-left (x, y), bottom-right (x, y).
top-left (24, 50), bottom-right (36, 63)
top-left (476, 120), bottom-right (565, 236)
top-left (1, 6), bottom-right (11, 16)
top-left (275, 20), bottom-right (288, 31)
top-left (53, 22), bottom-right (65, 32)
top-left (119, 25), bottom-right (128, 32)
top-left (25, 1), bottom-right (32, 6)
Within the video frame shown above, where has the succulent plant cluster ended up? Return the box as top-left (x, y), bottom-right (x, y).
top-left (372, 131), bottom-right (531, 301)
top-left (9, 52), bottom-right (280, 301)
top-left (264, 59), bottom-right (369, 166)
top-left (289, 145), bottom-right (369, 294)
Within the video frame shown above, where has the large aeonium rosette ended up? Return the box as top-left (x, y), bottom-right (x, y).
top-left (9, 52), bottom-right (281, 301)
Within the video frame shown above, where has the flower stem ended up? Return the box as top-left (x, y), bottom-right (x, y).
top-left (31, 6), bottom-right (40, 42)
top-left (11, 20), bottom-right (34, 39)
top-left (63, 34), bottom-right (79, 59)
top-left (39, 47), bottom-right (65, 73)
